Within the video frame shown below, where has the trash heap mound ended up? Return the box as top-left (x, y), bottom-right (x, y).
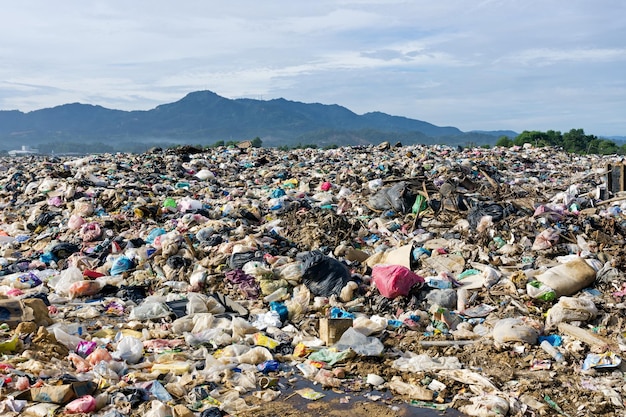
top-left (0, 143), bottom-right (625, 417)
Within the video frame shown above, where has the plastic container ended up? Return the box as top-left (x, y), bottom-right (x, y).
top-left (540, 340), bottom-right (564, 362)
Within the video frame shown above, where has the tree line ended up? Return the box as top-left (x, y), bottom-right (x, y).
top-left (496, 128), bottom-right (623, 155)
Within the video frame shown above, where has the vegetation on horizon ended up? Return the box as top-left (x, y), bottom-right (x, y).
top-left (2, 129), bottom-right (623, 156)
top-left (496, 128), bottom-right (623, 155)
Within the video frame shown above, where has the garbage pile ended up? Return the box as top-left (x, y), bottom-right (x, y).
top-left (0, 143), bottom-right (625, 416)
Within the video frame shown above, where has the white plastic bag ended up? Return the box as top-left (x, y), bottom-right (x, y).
top-left (333, 327), bottom-right (384, 356)
top-left (129, 301), bottom-right (171, 320)
top-left (51, 267), bottom-right (83, 296)
top-left (353, 315), bottom-right (387, 336)
top-left (459, 394), bottom-right (510, 417)
top-left (116, 336), bottom-right (144, 364)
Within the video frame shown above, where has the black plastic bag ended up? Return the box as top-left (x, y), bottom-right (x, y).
top-left (228, 251), bottom-right (262, 270)
top-left (298, 250), bottom-right (351, 297)
top-left (467, 202), bottom-right (515, 229)
top-left (50, 242), bottom-right (80, 259)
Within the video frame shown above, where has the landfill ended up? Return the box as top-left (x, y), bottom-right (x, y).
top-left (0, 142), bottom-right (625, 417)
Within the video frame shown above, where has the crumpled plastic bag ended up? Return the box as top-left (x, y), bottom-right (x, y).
top-left (50, 266), bottom-right (83, 296)
top-left (532, 228), bottom-right (560, 250)
top-left (65, 395), bottom-right (96, 414)
top-left (67, 214), bottom-right (85, 230)
top-left (116, 336), bottom-right (144, 364)
top-left (368, 181), bottom-right (414, 213)
top-left (110, 255), bottom-right (134, 275)
top-left (371, 264), bottom-right (424, 298)
top-left (545, 296), bottom-right (598, 330)
top-left (459, 394), bottom-right (510, 417)
top-left (353, 315), bottom-right (387, 336)
top-left (130, 300), bottom-right (172, 320)
top-left (467, 203), bottom-right (508, 230)
top-left (79, 222), bottom-right (102, 242)
top-left (68, 280), bottom-right (103, 299)
top-left (492, 317), bottom-right (541, 345)
top-left (298, 250), bottom-right (352, 297)
top-left (392, 351), bottom-right (462, 372)
top-left (333, 327), bottom-right (384, 356)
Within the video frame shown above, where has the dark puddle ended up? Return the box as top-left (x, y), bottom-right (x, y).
top-left (247, 374), bottom-right (467, 416)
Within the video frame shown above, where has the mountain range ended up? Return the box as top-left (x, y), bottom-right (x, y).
top-left (0, 90), bottom-right (518, 152)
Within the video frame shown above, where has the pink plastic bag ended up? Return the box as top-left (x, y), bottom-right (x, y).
top-left (65, 395), bottom-right (96, 414)
top-left (372, 265), bottom-right (424, 298)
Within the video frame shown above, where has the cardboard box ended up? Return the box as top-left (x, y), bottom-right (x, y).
top-left (318, 318), bottom-right (353, 345)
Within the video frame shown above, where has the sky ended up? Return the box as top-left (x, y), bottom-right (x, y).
top-left (1, 1), bottom-right (625, 137)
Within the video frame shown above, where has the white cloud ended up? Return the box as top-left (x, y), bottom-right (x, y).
top-left (500, 48), bottom-right (626, 66)
top-left (0, 1), bottom-right (624, 135)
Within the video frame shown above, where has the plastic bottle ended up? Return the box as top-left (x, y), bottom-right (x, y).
top-left (540, 340), bottom-right (564, 362)
top-left (426, 277), bottom-right (452, 289)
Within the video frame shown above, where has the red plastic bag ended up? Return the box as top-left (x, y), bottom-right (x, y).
top-left (372, 265), bottom-right (424, 298)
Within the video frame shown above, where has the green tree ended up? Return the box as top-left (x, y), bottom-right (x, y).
top-left (562, 128), bottom-right (588, 153)
top-left (597, 139), bottom-right (619, 155)
top-left (514, 130), bottom-right (560, 147)
top-left (250, 137), bottom-right (263, 148)
top-left (495, 136), bottom-right (513, 147)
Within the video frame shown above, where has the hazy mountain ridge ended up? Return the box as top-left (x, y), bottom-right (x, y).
top-left (0, 90), bottom-right (516, 150)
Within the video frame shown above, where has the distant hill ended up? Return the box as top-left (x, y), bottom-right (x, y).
top-left (0, 90), bottom-right (517, 152)
top-left (604, 135), bottom-right (626, 144)
top-left (470, 129), bottom-right (519, 138)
